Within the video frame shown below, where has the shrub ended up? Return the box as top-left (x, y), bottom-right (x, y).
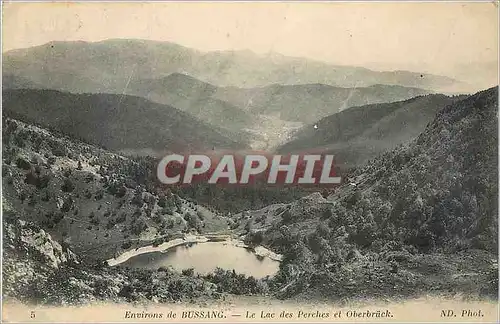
top-left (53, 212), bottom-right (64, 224)
top-left (95, 191), bottom-right (104, 200)
top-left (181, 268), bottom-right (195, 276)
top-left (41, 191), bottom-right (51, 202)
top-left (85, 174), bottom-right (95, 183)
top-left (61, 178), bottom-right (75, 192)
top-left (246, 231), bottom-right (264, 246)
top-left (184, 213), bottom-right (202, 231)
top-left (158, 195), bottom-right (167, 208)
top-left (61, 197), bottom-right (74, 213)
top-left (47, 156), bottom-right (57, 165)
top-left (152, 237), bottom-right (164, 247)
top-left (16, 157), bottom-right (31, 170)
top-left (131, 217), bottom-right (148, 235)
top-left (52, 143), bottom-right (67, 157)
top-left (116, 185), bottom-right (127, 198)
top-left (106, 219), bottom-right (116, 230)
top-left (114, 213), bottom-right (126, 224)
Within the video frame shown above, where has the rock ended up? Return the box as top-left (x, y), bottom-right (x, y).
top-left (346, 248), bottom-right (365, 261)
top-left (301, 192), bottom-right (327, 203)
top-left (8, 218), bottom-right (80, 269)
top-left (56, 197), bottom-right (64, 209)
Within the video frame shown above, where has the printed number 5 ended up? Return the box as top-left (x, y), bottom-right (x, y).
top-left (30, 311), bottom-right (35, 319)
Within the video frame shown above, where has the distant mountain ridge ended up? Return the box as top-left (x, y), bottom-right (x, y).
top-left (4, 65), bottom-right (435, 134)
top-left (126, 73), bottom-right (256, 132)
top-left (3, 39), bottom-right (460, 91)
top-left (126, 72), bottom-right (433, 125)
top-left (2, 74), bottom-right (42, 89)
top-left (2, 89), bottom-right (249, 155)
top-left (277, 94), bottom-right (464, 168)
top-left (2, 38), bottom-right (463, 155)
top-left (213, 82), bottom-right (433, 124)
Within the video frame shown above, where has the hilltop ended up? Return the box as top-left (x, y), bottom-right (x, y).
top-left (2, 115), bottom-right (285, 304)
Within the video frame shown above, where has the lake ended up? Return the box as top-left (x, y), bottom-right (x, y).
top-left (119, 241), bottom-right (280, 279)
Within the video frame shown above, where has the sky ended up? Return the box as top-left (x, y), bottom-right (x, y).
top-left (2, 2), bottom-right (498, 82)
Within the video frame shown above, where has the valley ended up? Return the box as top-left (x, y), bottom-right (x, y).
top-left (244, 114), bottom-right (304, 151)
top-left (2, 87), bottom-right (498, 307)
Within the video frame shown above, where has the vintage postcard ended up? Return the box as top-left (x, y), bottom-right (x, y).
top-left (1, 1), bottom-right (499, 323)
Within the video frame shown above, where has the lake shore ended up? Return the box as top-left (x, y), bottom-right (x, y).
top-left (106, 234), bottom-right (283, 267)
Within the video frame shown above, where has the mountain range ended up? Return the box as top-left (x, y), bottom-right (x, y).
top-left (125, 73), bottom-right (433, 125)
top-left (277, 94), bottom-right (464, 168)
top-left (3, 39), bottom-right (461, 91)
top-left (3, 39), bottom-right (446, 145)
top-left (213, 83), bottom-right (432, 124)
top-left (125, 73), bottom-right (256, 132)
top-left (2, 89), bottom-right (249, 155)
top-left (3, 87), bottom-right (497, 305)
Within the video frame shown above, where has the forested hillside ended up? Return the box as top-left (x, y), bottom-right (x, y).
top-left (2, 89), bottom-right (249, 155)
top-left (278, 94), bottom-right (462, 168)
top-left (242, 87), bottom-right (498, 299)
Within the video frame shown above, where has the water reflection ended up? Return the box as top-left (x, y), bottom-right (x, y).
top-left (120, 241), bottom-right (280, 279)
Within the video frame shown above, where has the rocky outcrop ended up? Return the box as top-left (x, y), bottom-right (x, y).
top-left (4, 218), bottom-right (79, 269)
